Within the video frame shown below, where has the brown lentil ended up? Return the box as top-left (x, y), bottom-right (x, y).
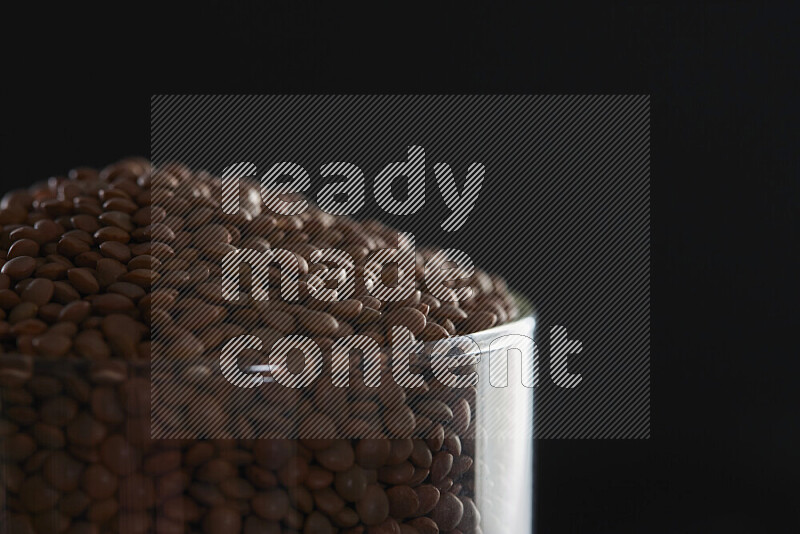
top-left (0, 158), bottom-right (522, 533)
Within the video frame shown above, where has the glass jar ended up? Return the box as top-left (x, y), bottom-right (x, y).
top-left (1, 310), bottom-right (534, 534)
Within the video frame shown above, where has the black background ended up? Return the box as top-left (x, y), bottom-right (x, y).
top-left (5, 2), bottom-right (798, 532)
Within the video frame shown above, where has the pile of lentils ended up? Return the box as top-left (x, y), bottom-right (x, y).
top-left (0, 158), bottom-right (519, 534)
